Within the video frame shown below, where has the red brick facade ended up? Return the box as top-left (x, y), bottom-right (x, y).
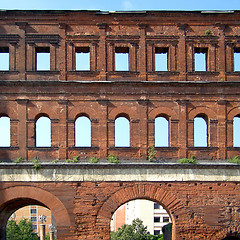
top-left (0, 10), bottom-right (240, 239)
top-left (1, 181), bottom-right (240, 239)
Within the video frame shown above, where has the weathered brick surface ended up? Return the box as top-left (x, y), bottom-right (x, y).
top-left (0, 10), bottom-right (240, 239)
top-left (0, 181), bottom-right (240, 239)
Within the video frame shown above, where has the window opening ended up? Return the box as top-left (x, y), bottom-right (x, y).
top-left (115, 47), bottom-right (129, 71)
top-left (111, 199), bottom-right (172, 237)
top-left (36, 47), bottom-right (50, 71)
top-left (75, 116), bottom-right (91, 147)
top-left (155, 47), bottom-right (168, 71)
top-left (8, 205), bottom-right (57, 239)
top-left (194, 116), bottom-right (208, 147)
top-left (35, 116), bottom-right (51, 147)
top-left (233, 116), bottom-right (240, 147)
top-left (155, 116), bottom-right (169, 147)
top-left (0, 47), bottom-right (9, 71)
top-left (194, 48), bottom-right (207, 71)
top-left (0, 116), bottom-right (10, 147)
top-left (234, 48), bottom-right (240, 71)
top-left (75, 47), bottom-right (90, 71)
top-left (115, 116), bottom-right (130, 147)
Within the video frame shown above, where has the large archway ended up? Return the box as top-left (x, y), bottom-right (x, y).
top-left (96, 183), bottom-right (187, 240)
top-left (0, 185), bottom-right (71, 240)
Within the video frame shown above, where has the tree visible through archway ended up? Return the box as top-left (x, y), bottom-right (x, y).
top-left (111, 199), bottom-right (172, 238)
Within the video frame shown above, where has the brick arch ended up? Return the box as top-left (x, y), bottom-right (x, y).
top-left (211, 227), bottom-right (240, 240)
top-left (0, 185), bottom-right (71, 228)
top-left (96, 183), bottom-right (186, 240)
top-left (148, 107), bottom-right (178, 119)
top-left (68, 105), bottom-right (97, 120)
top-left (227, 107), bottom-right (240, 120)
top-left (27, 102), bottom-right (58, 120)
top-left (188, 106), bottom-right (216, 120)
top-left (108, 106), bottom-right (138, 120)
top-left (35, 112), bottom-right (51, 121)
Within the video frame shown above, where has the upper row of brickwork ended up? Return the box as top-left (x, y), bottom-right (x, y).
top-left (1, 10), bottom-right (240, 81)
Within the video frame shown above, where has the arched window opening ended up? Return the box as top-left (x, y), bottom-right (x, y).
top-left (194, 115), bottom-right (208, 147)
top-left (115, 116), bottom-right (130, 147)
top-left (111, 199), bottom-right (172, 239)
top-left (7, 205), bottom-right (57, 240)
top-left (75, 116), bottom-right (91, 147)
top-left (0, 116), bottom-right (10, 147)
top-left (155, 116), bottom-right (169, 147)
top-left (233, 116), bottom-right (240, 147)
top-left (35, 116), bottom-right (51, 147)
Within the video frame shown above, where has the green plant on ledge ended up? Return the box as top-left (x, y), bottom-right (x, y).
top-left (178, 155), bottom-right (198, 164)
top-left (52, 159), bottom-right (58, 163)
top-left (227, 155), bottom-right (240, 164)
top-left (147, 146), bottom-right (156, 162)
top-left (31, 157), bottom-right (42, 171)
top-left (107, 154), bottom-right (120, 164)
top-left (205, 30), bottom-right (211, 36)
top-left (65, 156), bottom-right (79, 163)
top-left (14, 157), bottom-right (23, 163)
top-left (89, 157), bottom-right (99, 163)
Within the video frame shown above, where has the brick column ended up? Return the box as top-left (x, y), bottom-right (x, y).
top-left (59, 23), bottom-right (67, 80)
top-left (138, 24), bottom-right (147, 80)
top-left (137, 99), bottom-right (148, 158)
top-left (177, 24), bottom-right (187, 81)
top-left (15, 22), bottom-right (27, 80)
top-left (171, 119), bottom-right (179, 147)
top-left (15, 99), bottom-right (28, 160)
top-left (98, 100), bottom-right (109, 158)
top-left (216, 24), bottom-right (227, 80)
top-left (58, 100), bottom-right (68, 160)
top-left (177, 100), bottom-right (188, 158)
top-left (217, 100), bottom-right (228, 159)
top-left (97, 23), bottom-right (107, 80)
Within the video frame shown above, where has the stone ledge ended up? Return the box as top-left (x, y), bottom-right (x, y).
top-left (0, 162), bottom-right (239, 182)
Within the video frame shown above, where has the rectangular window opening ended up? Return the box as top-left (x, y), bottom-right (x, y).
top-left (234, 48), bottom-right (240, 71)
top-left (154, 217), bottom-right (160, 222)
top-left (155, 47), bottom-right (168, 71)
top-left (36, 47), bottom-right (50, 71)
top-left (30, 209), bottom-right (37, 214)
top-left (115, 47), bottom-right (129, 71)
top-left (0, 47), bottom-right (9, 71)
top-left (75, 47), bottom-right (90, 71)
top-left (194, 47), bottom-right (207, 71)
top-left (154, 203), bottom-right (160, 209)
top-left (154, 230), bottom-right (161, 236)
top-left (163, 217), bottom-right (170, 222)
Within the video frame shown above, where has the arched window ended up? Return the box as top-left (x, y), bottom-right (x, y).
top-left (0, 116), bottom-right (10, 147)
top-left (35, 116), bottom-right (51, 147)
top-left (194, 115), bottom-right (208, 147)
top-left (233, 115), bottom-right (240, 147)
top-left (155, 116), bottom-right (169, 147)
top-left (75, 116), bottom-right (91, 147)
top-left (115, 116), bottom-right (130, 147)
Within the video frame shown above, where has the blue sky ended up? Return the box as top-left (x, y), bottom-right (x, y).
top-left (0, 0), bottom-right (239, 11)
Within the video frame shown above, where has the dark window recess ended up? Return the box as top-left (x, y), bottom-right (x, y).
top-left (163, 217), bottom-right (170, 222)
top-left (154, 203), bottom-right (160, 209)
top-left (154, 217), bottom-right (160, 222)
top-left (30, 209), bottom-right (37, 214)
